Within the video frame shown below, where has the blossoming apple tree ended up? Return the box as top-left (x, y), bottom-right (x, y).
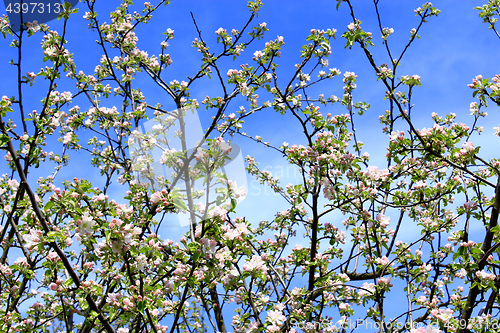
top-left (1, 0), bottom-right (500, 332)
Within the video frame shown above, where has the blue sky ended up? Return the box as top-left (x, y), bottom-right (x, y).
top-left (1, 0), bottom-right (500, 331)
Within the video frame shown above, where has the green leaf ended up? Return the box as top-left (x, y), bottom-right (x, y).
top-left (64, 278), bottom-right (74, 287)
top-left (453, 246), bottom-right (464, 261)
top-left (216, 195), bottom-right (225, 206)
top-left (188, 242), bottom-right (198, 253)
top-left (173, 198), bottom-right (187, 211)
top-left (193, 250), bottom-right (200, 262)
top-left (490, 225), bottom-right (500, 233)
top-left (44, 200), bottom-right (55, 211)
top-left (0, 134), bottom-right (9, 146)
top-left (46, 232), bottom-right (57, 242)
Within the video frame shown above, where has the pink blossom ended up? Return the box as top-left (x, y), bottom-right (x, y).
top-left (377, 276), bottom-right (392, 286)
top-left (417, 295), bottom-right (427, 304)
top-left (106, 293), bottom-right (122, 305)
top-left (339, 303), bottom-right (350, 310)
top-left (375, 255), bottom-right (390, 266)
top-left (431, 308), bottom-right (454, 323)
top-left (122, 298), bottom-right (133, 307)
top-left (253, 50), bottom-right (264, 58)
top-left (78, 212), bottom-right (95, 236)
top-left (23, 229), bottom-right (41, 250)
top-left (243, 255), bottom-right (267, 273)
top-left (209, 206), bottom-right (227, 221)
top-left (151, 192), bottom-right (162, 204)
top-left (227, 69), bottom-right (238, 77)
top-left (266, 309), bottom-right (285, 325)
top-left (493, 125), bottom-right (500, 136)
top-left (464, 201), bottom-right (477, 211)
top-left (476, 269), bottom-right (496, 281)
top-left (462, 141), bottom-right (474, 152)
top-left (414, 181), bottom-right (427, 189)
top-left (194, 147), bottom-right (209, 161)
top-left (358, 282), bottom-right (375, 297)
top-left (63, 132), bottom-right (73, 144)
top-left (376, 213), bottom-right (390, 228)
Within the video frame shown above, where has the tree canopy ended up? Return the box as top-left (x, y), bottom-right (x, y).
top-left (1, 1), bottom-right (500, 332)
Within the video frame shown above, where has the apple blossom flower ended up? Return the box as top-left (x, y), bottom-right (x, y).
top-left (339, 303), bottom-right (350, 311)
top-left (431, 308), bottom-right (454, 323)
top-left (414, 181), bottom-right (427, 189)
top-left (227, 69), bottom-right (238, 77)
top-left (78, 212), bottom-right (95, 236)
top-left (253, 50), bottom-right (264, 58)
top-left (63, 132), bottom-right (73, 144)
top-left (23, 229), bottom-right (42, 250)
top-left (376, 213), bottom-right (390, 228)
top-left (417, 295), bottom-right (427, 304)
top-left (92, 193), bottom-right (107, 202)
top-left (240, 82), bottom-right (251, 96)
top-left (266, 309), bottom-right (285, 325)
top-left (217, 139), bottom-right (232, 153)
top-left (476, 269), bottom-right (496, 281)
top-left (470, 102), bottom-right (479, 115)
top-left (462, 141), bottom-right (474, 152)
top-left (200, 238), bottom-right (217, 254)
top-left (464, 200), bottom-right (477, 211)
top-left (197, 202), bottom-right (206, 214)
top-left (229, 181), bottom-right (246, 199)
top-left (494, 125), bottom-right (500, 136)
top-left (194, 147), bottom-right (209, 161)
top-left (111, 240), bottom-right (122, 254)
top-left (215, 27), bottom-right (226, 35)
top-left (378, 276), bottom-right (392, 286)
top-left (122, 297), bottom-right (133, 308)
top-left (243, 255), bottom-right (267, 273)
top-left (358, 282), bottom-right (375, 297)
top-left (151, 191), bottom-right (161, 204)
top-left (209, 206), bottom-right (227, 221)
top-left (375, 255), bottom-right (390, 266)
top-left (106, 293), bottom-right (122, 305)
top-left (454, 268), bottom-right (467, 279)
top-left (382, 27), bottom-right (394, 39)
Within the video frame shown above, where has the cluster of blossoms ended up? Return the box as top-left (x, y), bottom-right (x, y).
top-left (377, 63), bottom-right (393, 79)
top-left (400, 74), bottom-right (422, 86)
top-left (381, 27), bottom-right (394, 40)
top-left (242, 255), bottom-right (267, 274)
